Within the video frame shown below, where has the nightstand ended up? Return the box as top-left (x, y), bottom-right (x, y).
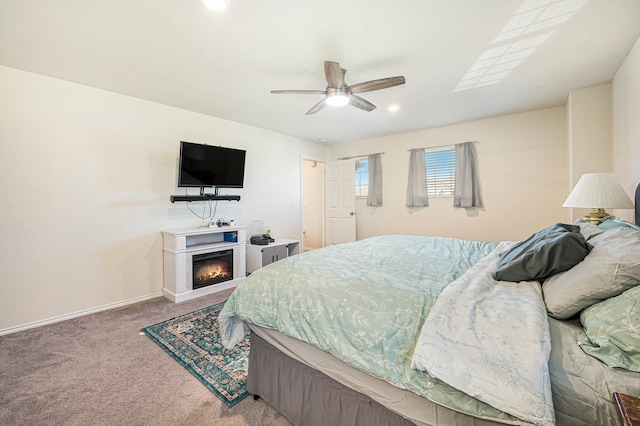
top-left (614, 392), bottom-right (640, 426)
top-left (246, 239), bottom-right (299, 274)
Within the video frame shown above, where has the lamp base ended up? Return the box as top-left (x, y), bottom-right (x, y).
top-left (582, 208), bottom-right (610, 225)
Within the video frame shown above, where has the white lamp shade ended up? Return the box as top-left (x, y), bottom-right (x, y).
top-left (563, 173), bottom-right (634, 209)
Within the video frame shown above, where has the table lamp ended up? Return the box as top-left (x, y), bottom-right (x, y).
top-left (563, 173), bottom-right (634, 225)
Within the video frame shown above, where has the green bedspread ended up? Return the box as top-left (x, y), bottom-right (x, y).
top-left (219, 235), bottom-right (520, 422)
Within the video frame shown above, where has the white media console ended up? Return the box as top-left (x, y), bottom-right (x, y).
top-left (162, 226), bottom-right (247, 303)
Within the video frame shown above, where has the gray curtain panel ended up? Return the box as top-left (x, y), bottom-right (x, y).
top-left (367, 153), bottom-right (383, 206)
top-left (454, 142), bottom-right (482, 208)
top-left (406, 148), bottom-right (429, 207)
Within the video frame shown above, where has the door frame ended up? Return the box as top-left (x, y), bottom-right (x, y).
top-left (300, 156), bottom-right (326, 250)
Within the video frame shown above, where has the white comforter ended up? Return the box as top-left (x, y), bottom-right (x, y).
top-left (411, 242), bottom-right (556, 426)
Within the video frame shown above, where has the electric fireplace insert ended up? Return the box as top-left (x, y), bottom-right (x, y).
top-left (192, 249), bottom-right (234, 289)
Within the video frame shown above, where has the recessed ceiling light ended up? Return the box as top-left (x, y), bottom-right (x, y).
top-left (388, 105), bottom-right (400, 112)
top-left (202, 0), bottom-right (227, 12)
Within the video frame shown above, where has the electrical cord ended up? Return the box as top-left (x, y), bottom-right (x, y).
top-left (187, 199), bottom-right (218, 228)
top-left (182, 188), bottom-right (219, 227)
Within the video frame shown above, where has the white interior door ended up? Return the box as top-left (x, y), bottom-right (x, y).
top-left (325, 160), bottom-right (356, 245)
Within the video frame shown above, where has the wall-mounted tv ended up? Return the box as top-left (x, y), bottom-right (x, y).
top-left (178, 141), bottom-right (246, 192)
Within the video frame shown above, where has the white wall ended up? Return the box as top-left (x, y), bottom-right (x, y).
top-left (0, 66), bottom-right (327, 332)
top-left (613, 35), bottom-right (640, 223)
top-left (566, 83), bottom-right (613, 222)
top-left (3, 32), bottom-right (637, 332)
top-left (330, 107), bottom-right (570, 243)
top-left (567, 83), bottom-right (612, 183)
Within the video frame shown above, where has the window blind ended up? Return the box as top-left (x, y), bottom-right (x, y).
top-left (425, 148), bottom-right (456, 197)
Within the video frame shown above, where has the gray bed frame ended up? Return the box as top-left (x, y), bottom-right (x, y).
top-left (248, 331), bottom-right (507, 426)
top-left (248, 332), bottom-right (415, 426)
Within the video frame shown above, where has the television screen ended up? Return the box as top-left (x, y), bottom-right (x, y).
top-left (178, 141), bottom-right (246, 188)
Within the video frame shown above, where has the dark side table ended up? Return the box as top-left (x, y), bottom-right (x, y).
top-left (614, 393), bottom-right (640, 426)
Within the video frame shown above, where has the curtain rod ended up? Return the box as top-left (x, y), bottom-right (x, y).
top-left (337, 152), bottom-right (385, 160)
top-left (408, 141), bottom-right (478, 152)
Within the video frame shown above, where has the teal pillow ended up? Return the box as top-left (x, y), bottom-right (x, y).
top-left (494, 223), bottom-right (592, 282)
top-left (579, 285), bottom-right (640, 372)
top-left (598, 216), bottom-right (640, 232)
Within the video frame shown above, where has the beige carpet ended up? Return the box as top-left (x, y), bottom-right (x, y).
top-left (0, 288), bottom-right (293, 426)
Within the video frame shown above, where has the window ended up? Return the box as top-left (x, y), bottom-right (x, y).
top-left (425, 147), bottom-right (456, 197)
top-left (355, 158), bottom-right (369, 197)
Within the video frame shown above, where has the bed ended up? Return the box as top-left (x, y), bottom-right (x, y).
top-left (219, 219), bottom-right (640, 426)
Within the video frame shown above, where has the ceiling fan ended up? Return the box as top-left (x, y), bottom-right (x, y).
top-left (271, 61), bottom-right (406, 115)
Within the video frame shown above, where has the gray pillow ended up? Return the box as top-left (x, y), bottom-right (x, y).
top-left (574, 220), bottom-right (604, 240)
top-left (543, 227), bottom-right (640, 319)
top-left (494, 223), bottom-right (592, 283)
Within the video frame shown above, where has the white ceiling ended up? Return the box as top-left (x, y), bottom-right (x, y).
top-left (1, 0), bottom-right (639, 144)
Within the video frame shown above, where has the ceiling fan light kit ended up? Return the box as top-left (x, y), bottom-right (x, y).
top-left (325, 89), bottom-right (349, 107)
top-left (271, 61), bottom-right (405, 115)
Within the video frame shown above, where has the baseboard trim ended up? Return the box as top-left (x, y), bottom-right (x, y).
top-left (0, 292), bottom-right (163, 336)
top-left (163, 278), bottom-right (242, 303)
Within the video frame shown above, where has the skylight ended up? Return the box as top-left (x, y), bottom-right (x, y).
top-left (454, 0), bottom-right (589, 92)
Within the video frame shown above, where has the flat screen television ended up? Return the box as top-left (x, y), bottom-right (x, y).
top-left (178, 141), bottom-right (246, 193)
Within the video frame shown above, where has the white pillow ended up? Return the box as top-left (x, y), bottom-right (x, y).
top-left (542, 227), bottom-right (640, 319)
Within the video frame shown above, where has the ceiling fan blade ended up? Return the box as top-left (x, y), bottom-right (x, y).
top-left (348, 76), bottom-right (406, 94)
top-left (349, 94), bottom-right (376, 112)
top-left (306, 99), bottom-right (327, 115)
top-left (324, 61), bottom-right (345, 89)
top-left (271, 90), bottom-right (326, 95)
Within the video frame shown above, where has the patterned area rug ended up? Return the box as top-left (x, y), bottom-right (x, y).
top-left (141, 302), bottom-right (250, 407)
